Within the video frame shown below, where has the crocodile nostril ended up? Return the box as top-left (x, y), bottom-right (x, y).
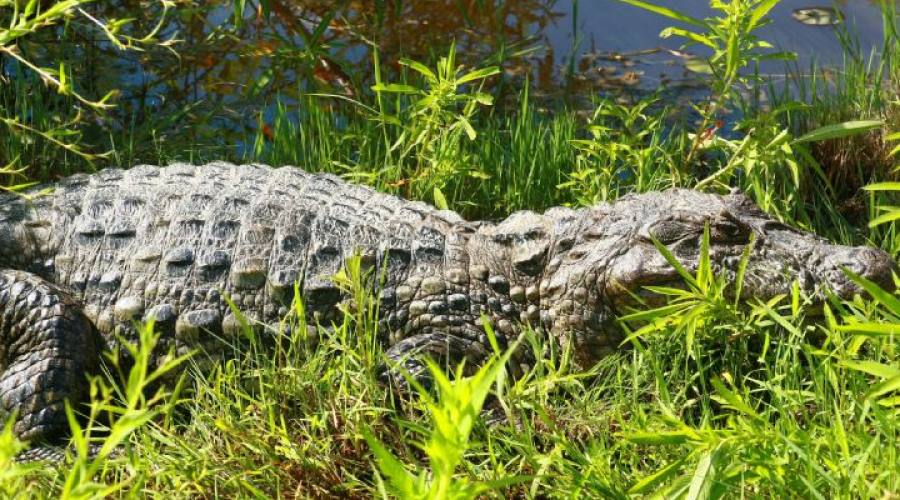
top-left (851, 247), bottom-right (896, 291)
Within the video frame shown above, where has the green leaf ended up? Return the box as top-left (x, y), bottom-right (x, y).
top-left (660, 27), bottom-right (716, 48)
top-left (24, 0), bottom-right (38, 18)
top-left (64, 401), bottom-right (87, 458)
top-left (870, 374), bottom-right (900, 399)
top-left (841, 268), bottom-right (900, 316)
top-left (619, 303), bottom-right (689, 323)
top-left (58, 62), bottom-right (68, 94)
top-left (837, 323), bottom-right (900, 337)
top-left (628, 455), bottom-right (690, 494)
top-left (683, 57), bottom-right (714, 74)
top-left (456, 66), bottom-right (500, 84)
top-left (433, 187), bottom-right (449, 210)
top-left (725, 31), bottom-right (740, 79)
top-left (868, 210), bottom-right (900, 228)
top-left (224, 294), bottom-right (256, 344)
top-left (749, 0), bottom-right (780, 29)
top-left (792, 120), bottom-right (884, 144)
top-left (616, 0), bottom-right (708, 28)
top-left (373, 113), bottom-right (403, 126)
top-left (760, 303), bottom-right (802, 336)
top-left (842, 360), bottom-right (900, 379)
top-left (625, 430), bottom-right (694, 445)
top-left (711, 378), bottom-right (761, 420)
top-left (649, 234), bottom-right (700, 290)
top-left (863, 182), bottom-right (900, 191)
top-left (686, 446), bottom-right (723, 500)
top-left (733, 233), bottom-right (756, 306)
top-left (370, 83), bottom-right (420, 94)
top-left (362, 429), bottom-right (419, 497)
top-left (399, 58), bottom-right (436, 81)
top-left (698, 224), bottom-right (711, 291)
top-left (232, 0), bottom-right (246, 29)
top-left (458, 116), bottom-right (477, 140)
top-left (472, 92), bottom-right (494, 106)
top-left (309, 7), bottom-right (337, 45)
top-left (877, 395), bottom-right (900, 407)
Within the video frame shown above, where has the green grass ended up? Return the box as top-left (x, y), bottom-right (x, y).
top-left (1, 0), bottom-right (899, 498)
top-left (3, 255), bottom-right (897, 498)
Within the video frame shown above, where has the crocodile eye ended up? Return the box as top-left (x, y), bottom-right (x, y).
top-left (647, 220), bottom-right (697, 244)
top-left (711, 221), bottom-right (749, 243)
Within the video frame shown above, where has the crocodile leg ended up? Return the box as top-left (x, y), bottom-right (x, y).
top-left (381, 332), bottom-right (491, 391)
top-left (0, 270), bottom-right (101, 443)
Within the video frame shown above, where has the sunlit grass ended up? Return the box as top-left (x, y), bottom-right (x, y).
top-left (4, 250), bottom-right (897, 498)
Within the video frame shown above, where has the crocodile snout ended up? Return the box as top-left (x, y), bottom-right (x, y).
top-left (823, 246), bottom-right (897, 297)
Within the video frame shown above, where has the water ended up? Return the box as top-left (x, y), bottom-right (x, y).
top-left (131, 1), bottom-right (895, 97)
top-left (544, 1), bottom-right (890, 94)
top-left (9, 1), bottom-right (891, 150)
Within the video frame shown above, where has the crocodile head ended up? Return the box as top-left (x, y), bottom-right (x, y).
top-left (536, 189), bottom-right (896, 364)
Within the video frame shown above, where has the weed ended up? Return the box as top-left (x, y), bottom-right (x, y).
top-left (365, 323), bottom-right (524, 499)
top-left (369, 41), bottom-right (500, 205)
top-left (0, 0), bottom-right (173, 179)
top-left (617, 0), bottom-right (796, 168)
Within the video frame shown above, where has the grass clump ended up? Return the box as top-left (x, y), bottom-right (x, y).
top-left (0, 0), bottom-right (174, 181)
top-left (5, 250), bottom-right (897, 497)
top-left (365, 324), bottom-right (523, 499)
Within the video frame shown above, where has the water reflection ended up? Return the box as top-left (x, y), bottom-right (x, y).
top-left (5, 0), bottom-right (892, 154)
top-left (549, 0), bottom-right (891, 100)
top-left (67, 1), bottom-right (563, 149)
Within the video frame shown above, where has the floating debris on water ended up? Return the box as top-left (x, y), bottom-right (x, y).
top-left (791, 7), bottom-right (843, 26)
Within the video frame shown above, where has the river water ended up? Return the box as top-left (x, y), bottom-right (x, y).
top-left (546, 1), bottom-right (890, 88)
top-left (20, 1), bottom-right (889, 148)
top-left (494, 0), bottom-right (893, 119)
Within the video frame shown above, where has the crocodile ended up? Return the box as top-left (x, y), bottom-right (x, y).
top-left (0, 162), bottom-right (895, 445)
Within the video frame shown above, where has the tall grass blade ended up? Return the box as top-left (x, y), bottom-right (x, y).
top-left (792, 120), bottom-right (884, 143)
top-left (616, 0), bottom-right (708, 28)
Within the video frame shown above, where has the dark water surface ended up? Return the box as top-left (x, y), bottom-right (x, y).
top-left (538, 0), bottom-right (883, 93)
top-left (13, 1), bottom-right (891, 152)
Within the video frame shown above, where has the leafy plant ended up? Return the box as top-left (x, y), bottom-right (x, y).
top-left (863, 130), bottom-right (900, 228)
top-left (836, 270), bottom-right (900, 408)
top-left (364, 323), bottom-right (524, 500)
top-left (617, 0), bottom-right (795, 167)
top-left (0, 0), bottom-right (172, 181)
top-left (58, 321), bottom-right (188, 498)
top-left (696, 114), bottom-right (883, 219)
top-left (619, 232), bottom-right (899, 498)
top-left (618, 224), bottom-right (758, 354)
top-left (562, 96), bottom-right (677, 202)
top-left (370, 41), bottom-right (499, 205)
top-left (623, 375), bottom-right (820, 498)
top-left (0, 419), bottom-right (37, 498)
top-left (0, 321), bottom-right (188, 498)
top-left (617, 0), bottom-right (884, 219)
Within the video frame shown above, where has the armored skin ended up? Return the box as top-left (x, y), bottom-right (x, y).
top-left (0, 162), bottom-right (895, 444)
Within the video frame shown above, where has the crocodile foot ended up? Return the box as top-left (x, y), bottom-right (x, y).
top-left (0, 270), bottom-right (101, 444)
